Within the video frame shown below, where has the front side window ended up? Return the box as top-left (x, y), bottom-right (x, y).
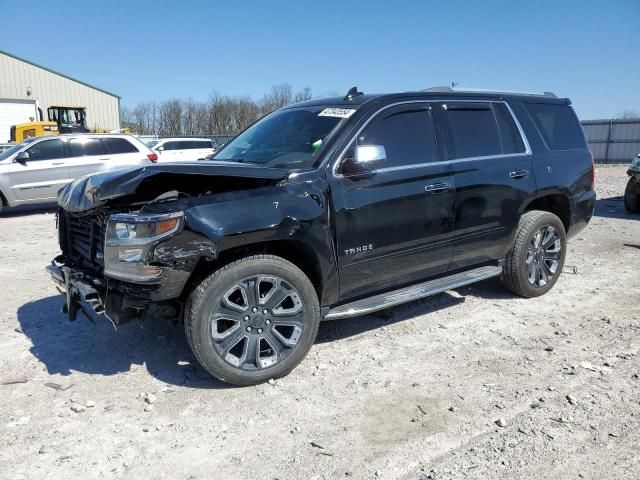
top-left (68, 138), bottom-right (108, 157)
top-left (434, 103), bottom-right (502, 160)
top-left (215, 106), bottom-right (348, 169)
top-left (193, 140), bottom-right (213, 148)
top-left (355, 107), bottom-right (437, 168)
top-left (25, 139), bottom-right (65, 161)
top-left (525, 103), bottom-right (585, 151)
top-left (162, 141), bottom-right (178, 151)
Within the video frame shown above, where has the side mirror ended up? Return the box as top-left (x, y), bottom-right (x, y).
top-left (157, 146), bottom-right (164, 152)
top-left (340, 145), bottom-right (386, 178)
top-left (16, 151), bottom-right (30, 163)
top-left (355, 144), bottom-right (387, 165)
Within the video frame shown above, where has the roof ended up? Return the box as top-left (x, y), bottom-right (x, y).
top-left (286, 87), bottom-right (567, 109)
top-left (0, 50), bottom-right (121, 99)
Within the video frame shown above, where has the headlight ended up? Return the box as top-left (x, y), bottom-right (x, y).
top-left (104, 212), bottom-right (184, 282)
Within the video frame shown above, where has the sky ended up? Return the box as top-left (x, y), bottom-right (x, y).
top-left (1, 0), bottom-right (638, 119)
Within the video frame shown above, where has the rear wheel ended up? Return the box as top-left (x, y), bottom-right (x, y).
top-left (184, 255), bottom-right (320, 386)
top-left (502, 210), bottom-right (567, 298)
top-left (624, 178), bottom-right (639, 213)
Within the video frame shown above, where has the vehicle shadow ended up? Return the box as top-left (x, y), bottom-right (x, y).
top-left (594, 196), bottom-right (638, 220)
top-left (17, 295), bottom-right (230, 390)
top-left (20, 279), bottom-right (511, 387)
top-left (1, 203), bottom-right (57, 218)
top-left (316, 278), bottom-right (514, 343)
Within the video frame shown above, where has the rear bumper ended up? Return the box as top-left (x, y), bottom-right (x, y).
top-left (567, 190), bottom-right (596, 239)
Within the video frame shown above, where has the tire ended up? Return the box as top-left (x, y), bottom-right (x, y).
top-left (624, 178), bottom-right (639, 213)
top-left (184, 254), bottom-right (320, 386)
top-left (502, 210), bottom-right (567, 298)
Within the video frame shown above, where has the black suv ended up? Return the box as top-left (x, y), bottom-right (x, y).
top-left (48, 87), bottom-right (596, 386)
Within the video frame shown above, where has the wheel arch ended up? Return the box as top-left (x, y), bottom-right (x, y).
top-left (522, 193), bottom-right (571, 233)
top-left (183, 239), bottom-right (330, 306)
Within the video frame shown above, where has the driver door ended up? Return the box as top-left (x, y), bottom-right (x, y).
top-left (9, 138), bottom-right (70, 202)
top-left (329, 103), bottom-right (456, 300)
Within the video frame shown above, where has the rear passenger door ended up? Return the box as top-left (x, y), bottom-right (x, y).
top-left (330, 103), bottom-right (455, 300)
top-left (65, 137), bottom-right (112, 180)
top-left (431, 101), bottom-right (536, 270)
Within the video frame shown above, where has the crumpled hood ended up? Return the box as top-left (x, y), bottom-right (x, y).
top-left (57, 162), bottom-right (288, 213)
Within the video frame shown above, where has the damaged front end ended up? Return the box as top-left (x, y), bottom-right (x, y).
top-left (47, 162), bottom-right (288, 325)
top-left (48, 208), bottom-right (217, 325)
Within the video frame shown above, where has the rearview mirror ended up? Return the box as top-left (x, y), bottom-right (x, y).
top-left (16, 151), bottom-right (29, 163)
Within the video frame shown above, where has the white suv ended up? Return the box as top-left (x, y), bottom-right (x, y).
top-left (0, 134), bottom-right (157, 213)
top-left (148, 138), bottom-right (217, 162)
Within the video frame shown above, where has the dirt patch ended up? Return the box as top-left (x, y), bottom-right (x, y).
top-left (1, 165), bottom-right (639, 480)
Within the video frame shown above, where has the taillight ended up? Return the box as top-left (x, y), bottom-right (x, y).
top-left (147, 153), bottom-right (158, 163)
top-left (589, 150), bottom-right (595, 189)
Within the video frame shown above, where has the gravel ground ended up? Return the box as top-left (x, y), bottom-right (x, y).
top-left (0, 165), bottom-right (638, 480)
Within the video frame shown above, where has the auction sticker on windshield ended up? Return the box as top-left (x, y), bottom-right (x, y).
top-left (318, 108), bottom-right (356, 118)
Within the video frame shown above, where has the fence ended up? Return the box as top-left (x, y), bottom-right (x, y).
top-left (135, 134), bottom-right (236, 147)
top-left (581, 119), bottom-right (640, 164)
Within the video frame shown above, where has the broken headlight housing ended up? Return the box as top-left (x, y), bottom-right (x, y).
top-left (104, 211), bottom-right (184, 282)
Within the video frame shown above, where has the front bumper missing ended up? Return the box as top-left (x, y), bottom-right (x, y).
top-left (47, 260), bottom-right (148, 324)
top-left (47, 263), bottom-right (106, 321)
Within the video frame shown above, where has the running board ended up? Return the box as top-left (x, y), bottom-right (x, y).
top-left (324, 265), bottom-right (503, 320)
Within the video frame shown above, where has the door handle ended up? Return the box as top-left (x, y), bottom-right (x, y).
top-left (52, 162), bottom-right (65, 165)
top-left (509, 170), bottom-right (529, 179)
top-left (424, 182), bottom-right (451, 194)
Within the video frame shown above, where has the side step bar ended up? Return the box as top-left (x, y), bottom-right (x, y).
top-left (324, 265), bottom-right (503, 320)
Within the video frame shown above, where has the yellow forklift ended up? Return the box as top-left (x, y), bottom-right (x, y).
top-left (10, 105), bottom-right (90, 142)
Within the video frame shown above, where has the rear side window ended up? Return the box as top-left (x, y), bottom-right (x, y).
top-left (358, 107), bottom-right (437, 168)
top-left (68, 138), bottom-right (108, 157)
top-left (434, 103), bottom-right (502, 159)
top-left (103, 138), bottom-right (139, 154)
top-left (493, 103), bottom-right (526, 154)
top-left (525, 103), bottom-right (585, 150)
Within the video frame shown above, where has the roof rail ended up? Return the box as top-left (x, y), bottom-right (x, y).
top-left (422, 86), bottom-right (557, 98)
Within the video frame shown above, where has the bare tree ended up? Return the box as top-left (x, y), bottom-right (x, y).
top-left (260, 83), bottom-right (293, 114)
top-left (294, 87), bottom-right (313, 103)
top-left (617, 110), bottom-right (640, 120)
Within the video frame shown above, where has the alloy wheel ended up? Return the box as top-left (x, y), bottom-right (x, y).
top-left (525, 225), bottom-right (562, 287)
top-left (209, 275), bottom-right (305, 370)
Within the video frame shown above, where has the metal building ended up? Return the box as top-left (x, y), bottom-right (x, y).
top-left (0, 50), bottom-right (120, 135)
top-left (582, 119), bottom-right (640, 163)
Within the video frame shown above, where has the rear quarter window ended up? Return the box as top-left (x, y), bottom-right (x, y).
top-left (525, 103), bottom-right (586, 151)
top-left (103, 138), bottom-right (139, 154)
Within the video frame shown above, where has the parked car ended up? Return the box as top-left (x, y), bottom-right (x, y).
top-left (149, 138), bottom-right (217, 162)
top-left (48, 87), bottom-right (595, 386)
top-left (0, 134), bottom-right (157, 213)
top-left (624, 153), bottom-right (640, 213)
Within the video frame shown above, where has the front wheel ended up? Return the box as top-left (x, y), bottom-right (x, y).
top-left (184, 255), bottom-right (320, 386)
top-left (624, 178), bottom-right (639, 213)
top-left (502, 210), bottom-right (567, 298)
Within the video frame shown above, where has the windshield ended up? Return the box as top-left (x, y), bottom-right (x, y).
top-left (214, 106), bottom-right (351, 169)
top-left (146, 140), bottom-right (159, 148)
top-left (0, 138), bottom-right (38, 162)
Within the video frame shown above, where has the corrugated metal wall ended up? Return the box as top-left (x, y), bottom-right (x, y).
top-left (0, 52), bottom-right (120, 132)
top-left (582, 120), bottom-right (640, 163)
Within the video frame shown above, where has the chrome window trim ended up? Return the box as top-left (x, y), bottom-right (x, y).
top-left (331, 99), bottom-right (531, 178)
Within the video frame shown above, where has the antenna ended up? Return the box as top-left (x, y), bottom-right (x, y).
top-left (344, 86), bottom-right (364, 101)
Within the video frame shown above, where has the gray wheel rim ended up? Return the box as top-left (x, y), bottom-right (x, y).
top-left (209, 275), bottom-right (305, 371)
top-left (526, 225), bottom-right (561, 288)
